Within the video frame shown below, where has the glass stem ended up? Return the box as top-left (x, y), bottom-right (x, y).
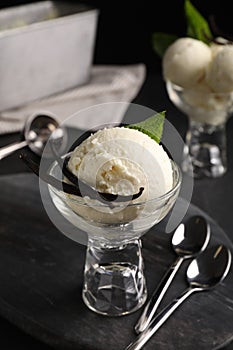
top-left (182, 119), bottom-right (227, 178)
top-left (82, 238), bottom-right (147, 316)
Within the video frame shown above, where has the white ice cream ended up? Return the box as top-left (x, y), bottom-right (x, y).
top-left (206, 45), bottom-right (233, 93)
top-left (181, 79), bottom-right (232, 125)
top-left (163, 37), bottom-right (233, 125)
top-left (64, 127), bottom-right (174, 225)
top-left (51, 125), bottom-right (177, 231)
top-left (68, 127), bottom-right (173, 200)
top-left (209, 38), bottom-right (225, 58)
top-left (163, 37), bottom-right (212, 88)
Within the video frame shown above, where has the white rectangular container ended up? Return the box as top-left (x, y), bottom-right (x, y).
top-left (0, 1), bottom-right (98, 111)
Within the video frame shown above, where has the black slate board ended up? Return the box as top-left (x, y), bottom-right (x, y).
top-left (0, 173), bottom-right (233, 350)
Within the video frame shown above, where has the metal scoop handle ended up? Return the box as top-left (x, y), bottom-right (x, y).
top-left (0, 140), bottom-right (27, 160)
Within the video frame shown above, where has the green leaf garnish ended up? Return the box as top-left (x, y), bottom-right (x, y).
top-left (152, 32), bottom-right (179, 58)
top-left (125, 111), bottom-right (165, 144)
top-left (152, 0), bottom-right (214, 59)
top-left (184, 0), bottom-right (213, 44)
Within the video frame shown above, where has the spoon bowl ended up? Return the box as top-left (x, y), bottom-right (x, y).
top-left (187, 244), bottom-right (232, 289)
top-left (172, 215), bottom-right (210, 257)
top-left (24, 112), bottom-right (66, 158)
top-left (0, 111), bottom-right (67, 160)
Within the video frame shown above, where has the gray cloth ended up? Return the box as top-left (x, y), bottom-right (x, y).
top-left (0, 64), bottom-right (146, 134)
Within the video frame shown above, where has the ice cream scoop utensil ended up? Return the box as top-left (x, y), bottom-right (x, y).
top-left (135, 215), bottom-right (210, 334)
top-left (0, 112), bottom-right (66, 160)
top-left (126, 244), bottom-right (232, 350)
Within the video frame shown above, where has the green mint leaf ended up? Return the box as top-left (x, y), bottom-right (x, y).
top-left (185, 0), bottom-right (213, 44)
top-left (125, 111), bottom-right (166, 144)
top-left (152, 32), bottom-right (179, 58)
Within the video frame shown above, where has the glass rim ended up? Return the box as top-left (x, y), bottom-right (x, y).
top-left (48, 159), bottom-right (182, 209)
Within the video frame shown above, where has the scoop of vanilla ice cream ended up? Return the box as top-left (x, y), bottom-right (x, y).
top-left (210, 39), bottom-right (225, 58)
top-left (163, 37), bottom-right (212, 88)
top-left (206, 45), bottom-right (233, 93)
top-left (181, 79), bottom-right (231, 125)
top-left (182, 79), bottom-right (230, 110)
top-left (68, 127), bottom-right (173, 199)
top-left (65, 127), bottom-right (174, 224)
top-left (182, 79), bottom-right (213, 107)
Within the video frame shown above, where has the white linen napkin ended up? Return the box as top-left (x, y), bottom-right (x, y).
top-left (0, 64), bottom-right (146, 134)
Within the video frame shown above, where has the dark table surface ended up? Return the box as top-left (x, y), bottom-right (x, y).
top-left (0, 69), bottom-right (233, 349)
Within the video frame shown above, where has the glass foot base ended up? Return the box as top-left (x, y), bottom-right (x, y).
top-left (82, 239), bottom-right (147, 316)
top-left (183, 121), bottom-right (227, 178)
top-left (182, 144), bottom-right (227, 178)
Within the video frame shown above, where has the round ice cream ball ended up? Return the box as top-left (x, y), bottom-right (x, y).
top-left (182, 79), bottom-right (214, 108)
top-left (181, 79), bottom-right (230, 125)
top-left (209, 37), bottom-right (227, 58)
top-left (163, 37), bottom-right (212, 88)
top-left (68, 127), bottom-right (173, 198)
top-left (66, 127), bottom-right (173, 224)
top-left (206, 45), bottom-right (233, 93)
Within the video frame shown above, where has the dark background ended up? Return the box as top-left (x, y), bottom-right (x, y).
top-left (1, 1), bottom-right (233, 349)
top-left (0, 0), bottom-right (233, 74)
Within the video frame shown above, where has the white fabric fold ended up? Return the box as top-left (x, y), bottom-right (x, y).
top-left (0, 64), bottom-right (146, 134)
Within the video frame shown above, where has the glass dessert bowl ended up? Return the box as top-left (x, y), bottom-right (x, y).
top-left (166, 80), bottom-right (233, 178)
top-left (48, 156), bottom-right (182, 316)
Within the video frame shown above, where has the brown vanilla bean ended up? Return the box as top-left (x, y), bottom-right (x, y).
top-left (19, 153), bottom-right (144, 203)
top-left (19, 153), bottom-right (82, 196)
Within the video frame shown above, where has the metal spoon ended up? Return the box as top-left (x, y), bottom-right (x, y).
top-left (0, 111), bottom-right (66, 159)
top-left (135, 215), bottom-right (210, 334)
top-left (126, 244), bottom-right (232, 350)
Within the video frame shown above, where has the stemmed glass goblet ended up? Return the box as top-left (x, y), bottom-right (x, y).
top-left (166, 80), bottom-right (233, 178)
top-left (36, 102), bottom-right (188, 317)
top-left (47, 155), bottom-right (181, 316)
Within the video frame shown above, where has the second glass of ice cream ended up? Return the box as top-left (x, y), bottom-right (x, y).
top-left (41, 104), bottom-right (183, 317)
top-left (163, 37), bottom-right (233, 178)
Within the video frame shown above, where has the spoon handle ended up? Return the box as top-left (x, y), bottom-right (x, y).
top-left (0, 140), bottom-right (27, 160)
top-left (135, 256), bottom-right (184, 334)
top-left (126, 287), bottom-right (197, 350)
